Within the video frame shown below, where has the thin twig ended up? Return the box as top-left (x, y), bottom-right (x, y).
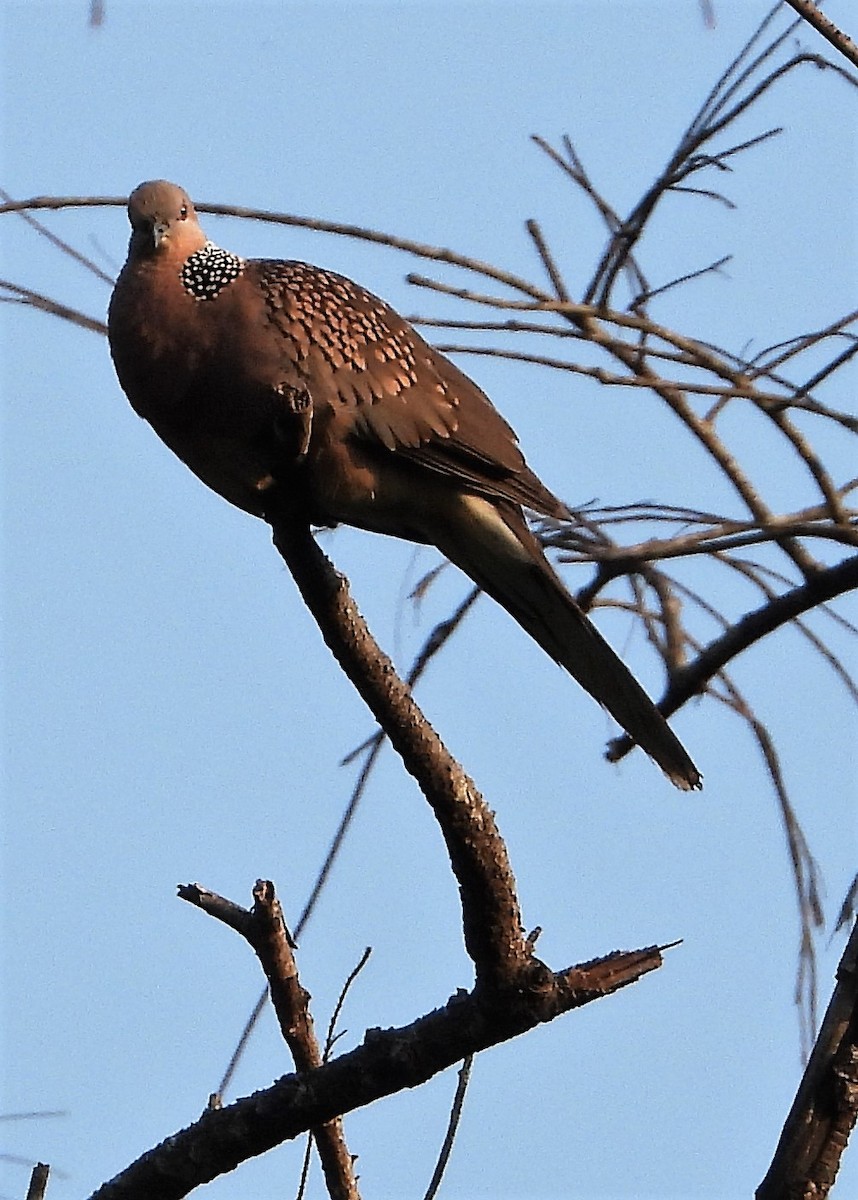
top-left (0, 187), bottom-right (114, 284)
top-left (607, 554), bottom-right (858, 747)
top-left (0, 280), bottom-right (106, 335)
top-left (422, 1056), bottom-right (474, 1200)
top-left (525, 219), bottom-right (570, 301)
top-left (215, 987), bottom-right (268, 1101)
top-left (323, 948), bottom-right (373, 1063)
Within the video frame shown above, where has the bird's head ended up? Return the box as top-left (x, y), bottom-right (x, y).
top-left (126, 180), bottom-right (207, 259)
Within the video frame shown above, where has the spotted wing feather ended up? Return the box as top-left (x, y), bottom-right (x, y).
top-left (251, 260), bottom-right (566, 517)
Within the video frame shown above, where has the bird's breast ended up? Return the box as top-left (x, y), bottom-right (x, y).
top-left (109, 259), bottom-right (281, 434)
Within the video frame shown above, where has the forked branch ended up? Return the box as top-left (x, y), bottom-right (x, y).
top-left (91, 516), bottom-right (672, 1200)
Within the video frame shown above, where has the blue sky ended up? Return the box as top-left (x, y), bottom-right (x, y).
top-left (2, 3), bottom-right (856, 1198)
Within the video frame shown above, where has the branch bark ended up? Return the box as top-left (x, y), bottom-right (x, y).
top-left (179, 881), bottom-right (360, 1200)
top-left (267, 505), bottom-right (528, 991)
top-left (88, 941), bottom-right (667, 1200)
top-left (83, 501), bottom-right (680, 1200)
top-left (784, 0), bottom-right (858, 69)
top-left (26, 1165), bottom-right (50, 1200)
top-left (757, 920), bottom-right (858, 1198)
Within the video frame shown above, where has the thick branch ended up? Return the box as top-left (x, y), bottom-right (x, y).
top-left (757, 921), bottom-right (858, 1198)
top-left (26, 1165), bottom-right (50, 1200)
top-left (88, 943), bottom-right (667, 1200)
top-left (267, 506), bottom-right (528, 989)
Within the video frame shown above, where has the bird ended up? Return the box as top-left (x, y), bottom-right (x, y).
top-left (108, 180), bottom-right (701, 790)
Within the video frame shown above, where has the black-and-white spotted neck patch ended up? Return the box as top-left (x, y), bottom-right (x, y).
top-left (180, 241), bottom-right (244, 301)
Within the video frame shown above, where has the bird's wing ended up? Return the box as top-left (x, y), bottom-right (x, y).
top-left (251, 259), bottom-right (568, 519)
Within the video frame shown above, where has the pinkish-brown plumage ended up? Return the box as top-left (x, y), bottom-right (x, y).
top-left (109, 180), bottom-right (701, 789)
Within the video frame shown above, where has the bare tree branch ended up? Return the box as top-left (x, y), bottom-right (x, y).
top-left (25, 1164), bottom-right (50, 1200)
top-left (784, 0), bottom-right (858, 69)
top-left (4, 10), bottom-right (856, 1190)
top-left (179, 882), bottom-right (360, 1200)
top-left (0, 279), bottom-right (106, 336)
top-left (88, 940), bottom-right (668, 1200)
top-left (607, 554), bottom-right (858, 758)
top-left (266, 505), bottom-right (527, 987)
top-left (422, 1056), bottom-right (474, 1200)
top-left (757, 920), bottom-right (858, 1198)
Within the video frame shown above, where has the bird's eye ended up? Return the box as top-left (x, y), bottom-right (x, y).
top-left (179, 204), bottom-right (188, 220)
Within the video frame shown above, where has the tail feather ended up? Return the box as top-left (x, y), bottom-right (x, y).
top-left (440, 495), bottom-right (702, 791)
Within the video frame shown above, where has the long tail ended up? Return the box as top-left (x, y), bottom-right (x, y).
top-left (439, 495), bottom-right (702, 791)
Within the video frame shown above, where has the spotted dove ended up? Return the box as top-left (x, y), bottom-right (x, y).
top-left (108, 180), bottom-right (701, 790)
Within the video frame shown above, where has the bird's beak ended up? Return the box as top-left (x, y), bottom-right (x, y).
top-left (152, 220), bottom-right (170, 249)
